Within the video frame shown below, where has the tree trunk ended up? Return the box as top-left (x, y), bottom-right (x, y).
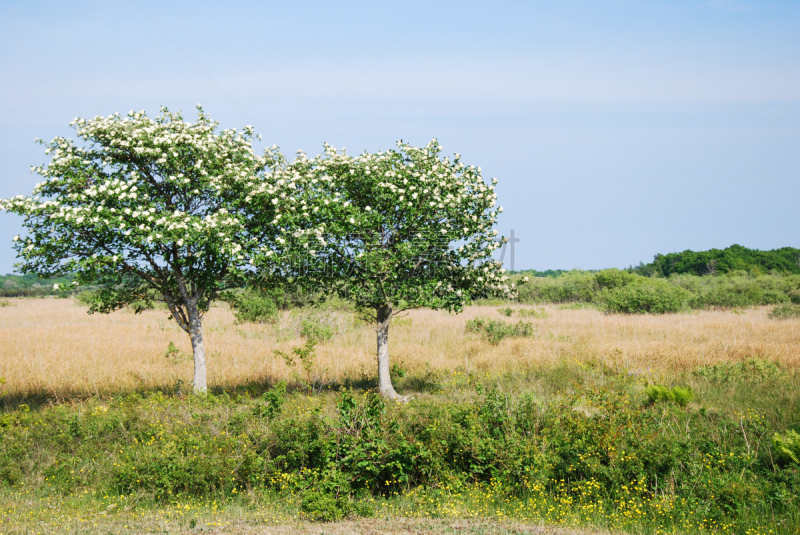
top-left (376, 304), bottom-right (399, 398)
top-left (187, 302), bottom-right (207, 394)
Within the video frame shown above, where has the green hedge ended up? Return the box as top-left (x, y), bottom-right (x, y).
top-left (597, 279), bottom-right (691, 314)
top-left (516, 269), bottom-right (800, 314)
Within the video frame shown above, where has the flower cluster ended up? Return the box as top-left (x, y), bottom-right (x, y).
top-left (1, 107), bottom-right (294, 317)
top-left (3, 110), bottom-right (513, 317)
top-left (251, 139), bottom-right (516, 312)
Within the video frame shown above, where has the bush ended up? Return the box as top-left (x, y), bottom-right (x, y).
top-left (517, 270), bottom-right (597, 304)
top-left (497, 307), bottom-right (514, 317)
top-left (300, 490), bottom-right (346, 521)
top-left (300, 478), bottom-right (373, 522)
top-left (594, 268), bottom-right (636, 290)
top-left (300, 318), bottom-right (334, 343)
top-left (769, 304), bottom-right (800, 320)
top-left (225, 288), bottom-right (279, 324)
top-left (674, 272), bottom-right (797, 309)
top-left (75, 290), bottom-right (95, 306)
top-left (466, 317), bottom-right (536, 344)
top-left (598, 279), bottom-right (691, 314)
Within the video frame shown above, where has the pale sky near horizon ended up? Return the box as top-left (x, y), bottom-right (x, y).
top-left (1, 0), bottom-right (798, 274)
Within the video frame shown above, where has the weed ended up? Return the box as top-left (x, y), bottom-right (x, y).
top-left (497, 307), bottom-right (514, 317)
top-left (645, 384), bottom-right (694, 407)
top-left (0, 299), bottom-right (12, 307)
top-left (274, 340), bottom-right (328, 393)
top-left (164, 341), bottom-right (190, 365)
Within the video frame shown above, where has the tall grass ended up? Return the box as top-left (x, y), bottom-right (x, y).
top-left (0, 298), bottom-right (799, 399)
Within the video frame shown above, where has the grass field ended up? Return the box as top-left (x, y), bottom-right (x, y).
top-left (1, 298), bottom-right (799, 535)
top-left (1, 298), bottom-right (798, 398)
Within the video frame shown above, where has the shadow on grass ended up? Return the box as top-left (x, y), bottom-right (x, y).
top-left (0, 369), bottom-right (449, 413)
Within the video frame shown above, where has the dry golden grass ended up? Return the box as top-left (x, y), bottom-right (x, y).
top-left (0, 298), bottom-right (798, 397)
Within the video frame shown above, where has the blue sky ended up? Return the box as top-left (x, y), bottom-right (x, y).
top-left (1, 0), bottom-right (798, 273)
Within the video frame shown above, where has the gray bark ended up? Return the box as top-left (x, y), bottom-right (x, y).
top-left (187, 300), bottom-right (207, 393)
top-left (376, 304), bottom-right (399, 399)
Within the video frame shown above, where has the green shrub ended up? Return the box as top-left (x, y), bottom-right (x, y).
top-left (599, 279), bottom-right (691, 314)
top-left (225, 288), bottom-right (279, 324)
top-left (253, 381), bottom-right (287, 420)
top-left (300, 490), bottom-right (346, 521)
top-left (299, 472), bottom-right (373, 522)
top-left (517, 270), bottom-right (597, 304)
top-left (594, 268), bottom-right (636, 290)
top-left (773, 430), bottom-right (800, 465)
top-left (769, 304), bottom-right (800, 320)
top-left (466, 316), bottom-right (536, 344)
top-left (300, 318), bottom-right (334, 343)
top-left (0, 299), bottom-right (11, 307)
top-left (674, 273), bottom-right (796, 309)
top-left (645, 384), bottom-right (694, 407)
top-left (497, 307), bottom-right (514, 317)
top-left (465, 317), bottom-right (486, 333)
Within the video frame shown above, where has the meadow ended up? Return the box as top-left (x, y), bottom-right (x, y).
top-left (0, 298), bottom-right (799, 534)
top-left (1, 298), bottom-right (798, 398)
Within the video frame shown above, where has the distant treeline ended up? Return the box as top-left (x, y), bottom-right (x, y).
top-left (506, 245), bottom-right (800, 313)
top-left (630, 244), bottom-right (800, 277)
top-left (0, 272), bottom-right (75, 297)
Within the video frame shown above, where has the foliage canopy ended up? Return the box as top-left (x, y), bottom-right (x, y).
top-left (1, 107), bottom-right (297, 391)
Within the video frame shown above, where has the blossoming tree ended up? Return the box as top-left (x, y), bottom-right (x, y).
top-left (1, 107), bottom-right (295, 393)
top-left (254, 140), bottom-right (517, 398)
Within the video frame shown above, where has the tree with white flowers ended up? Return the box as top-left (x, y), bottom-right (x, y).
top-left (1, 107), bottom-right (298, 393)
top-left (254, 140), bottom-right (517, 398)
